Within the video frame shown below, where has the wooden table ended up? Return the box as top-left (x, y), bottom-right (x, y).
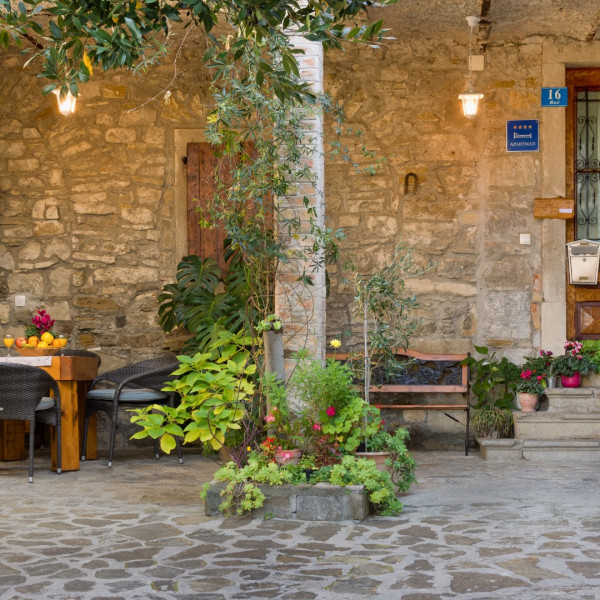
top-left (0, 355), bottom-right (99, 471)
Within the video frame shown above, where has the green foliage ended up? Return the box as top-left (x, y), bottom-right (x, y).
top-left (553, 341), bottom-right (596, 377)
top-left (255, 314), bottom-right (282, 334)
top-left (352, 243), bottom-right (427, 402)
top-left (364, 426), bottom-right (417, 493)
top-left (203, 453), bottom-right (404, 517)
top-left (130, 329), bottom-right (256, 455)
top-left (205, 33), bottom-right (345, 323)
top-left (522, 350), bottom-right (556, 378)
top-left (1, 0), bottom-right (396, 99)
top-left (463, 346), bottom-right (519, 411)
top-left (515, 370), bottom-right (545, 395)
top-left (319, 455), bottom-right (404, 515)
top-left (157, 252), bottom-right (252, 354)
top-left (464, 346), bottom-right (518, 438)
top-left (289, 350), bottom-right (379, 452)
top-left (582, 339), bottom-right (600, 368)
top-left (470, 408), bottom-right (514, 439)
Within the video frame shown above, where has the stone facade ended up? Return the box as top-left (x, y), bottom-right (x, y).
top-left (2, 11), bottom-right (600, 448)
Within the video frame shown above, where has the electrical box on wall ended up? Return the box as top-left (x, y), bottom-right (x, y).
top-left (567, 240), bottom-right (600, 285)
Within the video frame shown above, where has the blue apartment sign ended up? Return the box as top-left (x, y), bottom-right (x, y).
top-left (541, 87), bottom-right (568, 107)
top-left (506, 120), bottom-right (539, 152)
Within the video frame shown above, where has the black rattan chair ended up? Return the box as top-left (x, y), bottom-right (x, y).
top-left (0, 363), bottom-right (62, 482)
top-left (81, 355), bottom-right (183, 467)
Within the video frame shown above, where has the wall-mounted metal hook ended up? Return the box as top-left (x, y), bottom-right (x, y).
top-left (404, 172), bottom-right (419, 195)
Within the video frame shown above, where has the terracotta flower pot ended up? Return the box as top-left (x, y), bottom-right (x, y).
top-left (561, 372), bottom-right (581, 388)
top-left (354, 451), bottom-right (393, 474)
top-left (274, 448), bottom-right (302, 466)
top-left (517, 392), bottom-right (538, 412)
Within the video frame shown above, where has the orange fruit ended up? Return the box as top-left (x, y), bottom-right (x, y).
top-left (27, 336), bottom-right (39, 347)
top-left (52, 339), bottom-right (62, 347)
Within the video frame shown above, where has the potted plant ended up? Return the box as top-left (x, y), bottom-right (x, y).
top-left (553, 340), bottom-right (596, 388)
top-left (463, 346), bottom-right (519, 439)
top-left (523, 349), bottom-right (557, 388)
top-left (515, 369), bottom-right (545, 412)
top-left (355, 424), bottom-right (416, 493)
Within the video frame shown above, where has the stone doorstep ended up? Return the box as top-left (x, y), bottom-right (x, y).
top-left (544, 387), bottom-right (600, 413)
top-left (478, 438), bottom-right (600, 461)
top-left (514, 412), bottom-right (600, 440)
top-left (477, 438), bottom-right (524, 462)
top-left (204, 481), bottom-right (370, 521)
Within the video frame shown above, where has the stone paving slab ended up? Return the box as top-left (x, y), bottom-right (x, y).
top-left (1, 449), bottom-right (600, 599)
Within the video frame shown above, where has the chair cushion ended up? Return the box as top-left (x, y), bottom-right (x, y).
top-left (36, 397), bottom-right (55, 411)
top-left (87, 387), bottom-right (168, 402)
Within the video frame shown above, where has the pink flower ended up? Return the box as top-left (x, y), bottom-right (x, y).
top-left (537, 376), bottom-right (543, 381)
top-left (326, 406), bottom-right (336, 417)
top-left (264, 414), bottom-right (276, 423)
top-left (312, 423), bottom-right (321, 431)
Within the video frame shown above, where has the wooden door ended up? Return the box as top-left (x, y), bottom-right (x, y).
top-left (566, 69), bottom-right (600, 339)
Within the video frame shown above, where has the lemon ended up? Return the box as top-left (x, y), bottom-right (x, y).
top-left (37, 341), bottom-right (49, 348)
top-left (40, 332), bottom-right (54, 344)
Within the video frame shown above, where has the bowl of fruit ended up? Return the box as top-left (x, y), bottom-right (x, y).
top-left (15, 332), bottom-right (66, 356)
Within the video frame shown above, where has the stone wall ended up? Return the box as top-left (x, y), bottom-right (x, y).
top-left (1, 18), bottom-right (599, 449)
top-left (0, 31), bottom-right (212, 372)
top-left (324, 37), bottom-right (544, 367)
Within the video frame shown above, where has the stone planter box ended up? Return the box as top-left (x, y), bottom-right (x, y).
top-left (204, 481), bottom-right (370, 521)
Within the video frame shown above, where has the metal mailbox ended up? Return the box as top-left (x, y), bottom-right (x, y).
top-left (566, 239), bottom-right (600, 285)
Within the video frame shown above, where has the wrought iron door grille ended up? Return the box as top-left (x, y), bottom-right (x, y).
top-left (575, 88), bottom-right (600, 240)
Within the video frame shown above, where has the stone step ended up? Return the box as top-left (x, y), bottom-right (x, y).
top-left (514, 411), bottom-right (600, 440)
top-left (544, 388), bottom-right (600, 413)
top-left (478, 438), bottom-right (600, 462)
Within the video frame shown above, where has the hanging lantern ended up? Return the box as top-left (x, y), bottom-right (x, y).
top-left (459, 16), bottom-right (484, 119)
top-left (53, 89), bottom-right (77, 116)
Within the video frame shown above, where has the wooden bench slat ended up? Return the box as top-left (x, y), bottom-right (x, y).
top-left (376, 404), bottom-right (468, 410)
top-left (370, 385), bottom-right (468, 393)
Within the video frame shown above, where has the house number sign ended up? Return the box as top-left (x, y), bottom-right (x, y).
top-left (541, 87), bottom-right (568, 107)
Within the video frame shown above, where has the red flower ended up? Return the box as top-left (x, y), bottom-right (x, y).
top-left (326, 406), bottom-right (336, 417)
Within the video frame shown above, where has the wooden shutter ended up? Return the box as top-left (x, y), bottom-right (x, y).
top-left (186, 142), bottom-right (228, 270)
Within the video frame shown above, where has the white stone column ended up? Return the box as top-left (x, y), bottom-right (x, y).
top-left (275, 35), bottom-right (326, 376)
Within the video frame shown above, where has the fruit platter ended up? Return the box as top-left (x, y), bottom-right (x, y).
top-left (15, 331), bottom-right (66, 356)
top-left (4, 309), bottom-right (67, 357)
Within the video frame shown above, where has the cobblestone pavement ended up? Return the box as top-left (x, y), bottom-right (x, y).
top-left (1, 449), bottom-right (600, 600)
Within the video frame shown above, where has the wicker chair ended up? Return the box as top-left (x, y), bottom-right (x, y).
top-left (0, 364), bottom-right (62, 483)
top-left (81, 355), bottom-right (183, 467)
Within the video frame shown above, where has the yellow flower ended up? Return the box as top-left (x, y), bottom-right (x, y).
top-left (82, 52), bottom-right (93, 76)
top-left (246, 446), bottom-right (251, 452)
top-left (329, 339), bottom-right (341, 349)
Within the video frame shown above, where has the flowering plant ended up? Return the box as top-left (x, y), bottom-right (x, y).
top-left (25, 309), bottom-right (55, 337)
top-left (553, 340), bottom-right (596, 377)
top-left (515, 370), bottom-right (545, 395)
top-left (260, 406), bottom-right (323, 454)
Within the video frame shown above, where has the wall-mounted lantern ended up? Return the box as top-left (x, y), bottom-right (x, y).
top-left (567, 239), bottom-right (600, 285)
top-left (53, 89), bottom-right (77, 116)
top-left (458, 16), bottom-right (484, 119)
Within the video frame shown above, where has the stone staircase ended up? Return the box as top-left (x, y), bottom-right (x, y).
top-left (478, 387), bottom-right (600, 461)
